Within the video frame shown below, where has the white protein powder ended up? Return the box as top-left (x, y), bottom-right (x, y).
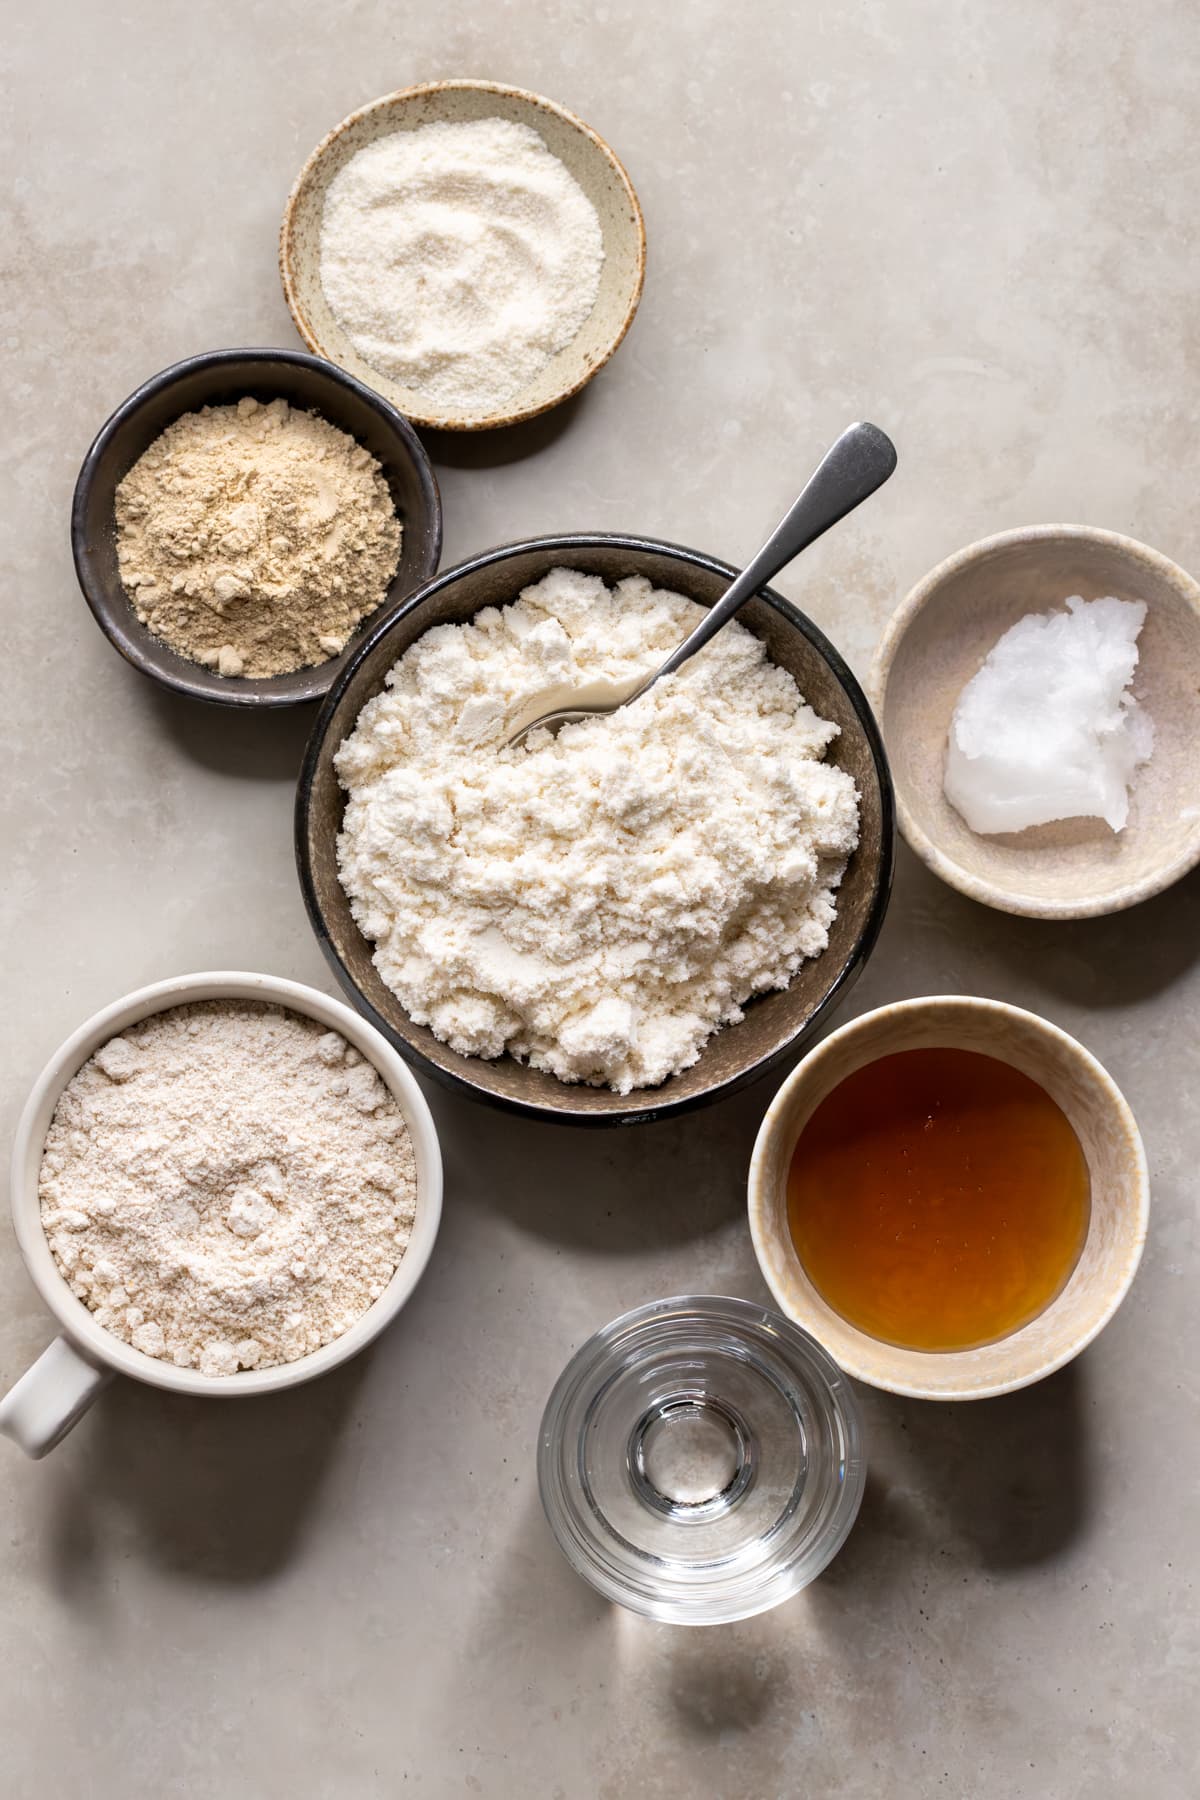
top-left (319, 118), bottom-right (605, 414)
top-left (335, 569), bottom-right (860, 1094)
top-left (40, 1002), bottom-right (417, 1376)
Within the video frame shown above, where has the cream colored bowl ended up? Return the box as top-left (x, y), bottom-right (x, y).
top-left (871, 525), bottom-right (1200, 919)
top-left (748, 996), bottom-right (1148, 1400)
top-left (0, 972), bottom-right (443, 1457)
top-left (280, 80), bottom-right (646, 431)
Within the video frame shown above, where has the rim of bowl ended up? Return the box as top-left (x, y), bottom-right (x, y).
top-left (294, 531), bottom-right (896, 1127)
top-left (870, 523), bottom-right (1200, 919)
top-left (279, 79), bottom-right (647, 432)
top-left (747, 994), bottom-right (1150, 1400)
top-left (9, 971), bottom-right (444, 1396)
top-left (70, 346), bottom-right (443, 709)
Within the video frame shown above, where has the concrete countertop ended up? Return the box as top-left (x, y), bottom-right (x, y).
top-left (2, 3), bottom-right (1196, 1794)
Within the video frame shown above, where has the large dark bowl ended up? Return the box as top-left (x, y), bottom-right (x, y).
top-left (71, 348), bottom-right (442, 707)
top-left (296, 535), bottom-right (894, 1125)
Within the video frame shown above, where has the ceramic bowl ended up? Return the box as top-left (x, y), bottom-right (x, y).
top-left (296, 533), bottom-right (895, 1126)
top-left (71, 348), bottom-right (442, 708)
top-left (0, 972), bottom-right (444, 1457)
top-left (748, 995), bottom-right (1148, 1401)
top-left (280, 79), bottom-right (646, 431)
top-left (871, 525), bottom-right (1200, 918)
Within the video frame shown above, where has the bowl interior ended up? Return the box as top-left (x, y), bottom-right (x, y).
top-left (298, 537), bottom-right (893, 1124)
top-left (878, 528), bottom-right (1200, 916)
top-left (10, 973), bottom-right (443, 1396)
top-left (72, 350), bottom-right (442, 707)
top-left (281, 81), bottom-right (645, 430)
top-left (749, 999), bottom-right (1148, 1399)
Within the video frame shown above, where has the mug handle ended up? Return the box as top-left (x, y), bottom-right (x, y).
top-left (0, 1336), bottom-right (111, 1458)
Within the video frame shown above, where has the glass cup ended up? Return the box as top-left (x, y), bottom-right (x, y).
top-left (537, 1294), bottom-right (864, 1625)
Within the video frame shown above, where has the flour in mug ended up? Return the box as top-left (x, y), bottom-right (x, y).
top-left (39, 1002), bottom-right (417, 1375)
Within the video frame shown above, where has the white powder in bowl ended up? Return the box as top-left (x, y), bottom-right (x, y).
top-left (318, 118), bottom-right (605, 415)
top-left (40, 1002), bottom-right (417, 1376)
top-left (335, 569), bottom-right (860, 1094)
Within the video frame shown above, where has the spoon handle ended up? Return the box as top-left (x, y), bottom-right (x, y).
top-left (639, 420), bottom-right (897, 693)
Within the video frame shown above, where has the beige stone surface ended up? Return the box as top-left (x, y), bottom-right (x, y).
top-left (1, 2), bottom-right (1197, 1795)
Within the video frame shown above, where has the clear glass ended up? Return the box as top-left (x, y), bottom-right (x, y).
top-left (537, 1294), bottom-right (865, 1625)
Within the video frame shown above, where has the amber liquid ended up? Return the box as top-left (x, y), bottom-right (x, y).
top-left (786, 1048), bottom-right (1090, 1352)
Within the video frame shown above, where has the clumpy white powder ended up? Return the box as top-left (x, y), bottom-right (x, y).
top-left (944, 594), bottom-right (1154, 834)
top-left (319, 118), bottom-right (605, 414)
top-left (335, 569), bottom-right (860, 1094)
top-left (40, 1003), bottom-right (417, 1376)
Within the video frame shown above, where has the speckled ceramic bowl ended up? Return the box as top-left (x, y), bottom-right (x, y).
top-left (295, 533), bottom-right (894, 1126)
top-left (280, 79), bottom-right (646, 431)
top-left (748, 996), bottom-right (1149, 1401)
top-left (871, 525), bottom-right (1200, 918)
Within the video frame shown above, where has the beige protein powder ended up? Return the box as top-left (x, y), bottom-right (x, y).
top-left (40, 1001), bottom-right (417, 1375)
top-left (115, 396), bottom-right (402, 678)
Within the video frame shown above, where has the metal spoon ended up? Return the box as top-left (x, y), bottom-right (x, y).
top-left (504, 420), bottom-right (898, 748)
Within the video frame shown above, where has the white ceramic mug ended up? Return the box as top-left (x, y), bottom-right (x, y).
top-left (0, 972), bottom-right (443, 1457)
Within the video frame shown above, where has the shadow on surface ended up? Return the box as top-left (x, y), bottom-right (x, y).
top-left (830, 1360), bottom-right (1088, 1586)
top-left (420, 391), bottom-right (585, 473)
top-left (473, 1488), bottom-right (615, 1650)
top-left (1010, 859), bottom-right (1200, 1008)
top-left (883, 840), bottom-right (1200, 1012)
top-left (147, 684), bottom-right (316, 784)
top-left (431, 1068), bottom-right (777, 1255)
top-left (984, 864), bottom-right (1200, 1011)
top-left (467, 1491), bottom-right (794, 1743)
top-left (48, 1351), bottom-right (365, 1590)
top-left (656, 1614), bottom-right (790, 1737)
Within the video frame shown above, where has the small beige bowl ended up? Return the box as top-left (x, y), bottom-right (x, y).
top-left (748, 996), bottom-right (1148, 1401)
top-left (280, 79), bottom-right (646, 431)
top-left (871, 525), bottom-right (1200, 918)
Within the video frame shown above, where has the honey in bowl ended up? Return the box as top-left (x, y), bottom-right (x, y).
top-left (786, 1047), bottom-right (1090, 1352)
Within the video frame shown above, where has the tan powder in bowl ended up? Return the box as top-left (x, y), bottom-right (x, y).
top-left (115, 396), bottom-right (402, 678)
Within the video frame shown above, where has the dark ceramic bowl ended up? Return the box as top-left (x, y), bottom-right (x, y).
top-left (71, 348), bottom-right (442, 707)
top-left (296, 535), bottom-right (894, 1125)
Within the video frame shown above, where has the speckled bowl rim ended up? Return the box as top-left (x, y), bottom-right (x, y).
top-left (279, 79), bottom-right (647, 432)
top-left (870, 524), bottom-right (1200, 919)
top-left (747, 995), bottom-right (1150, 1400)
top-left (8, 972), bottom-right (444, 1398)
